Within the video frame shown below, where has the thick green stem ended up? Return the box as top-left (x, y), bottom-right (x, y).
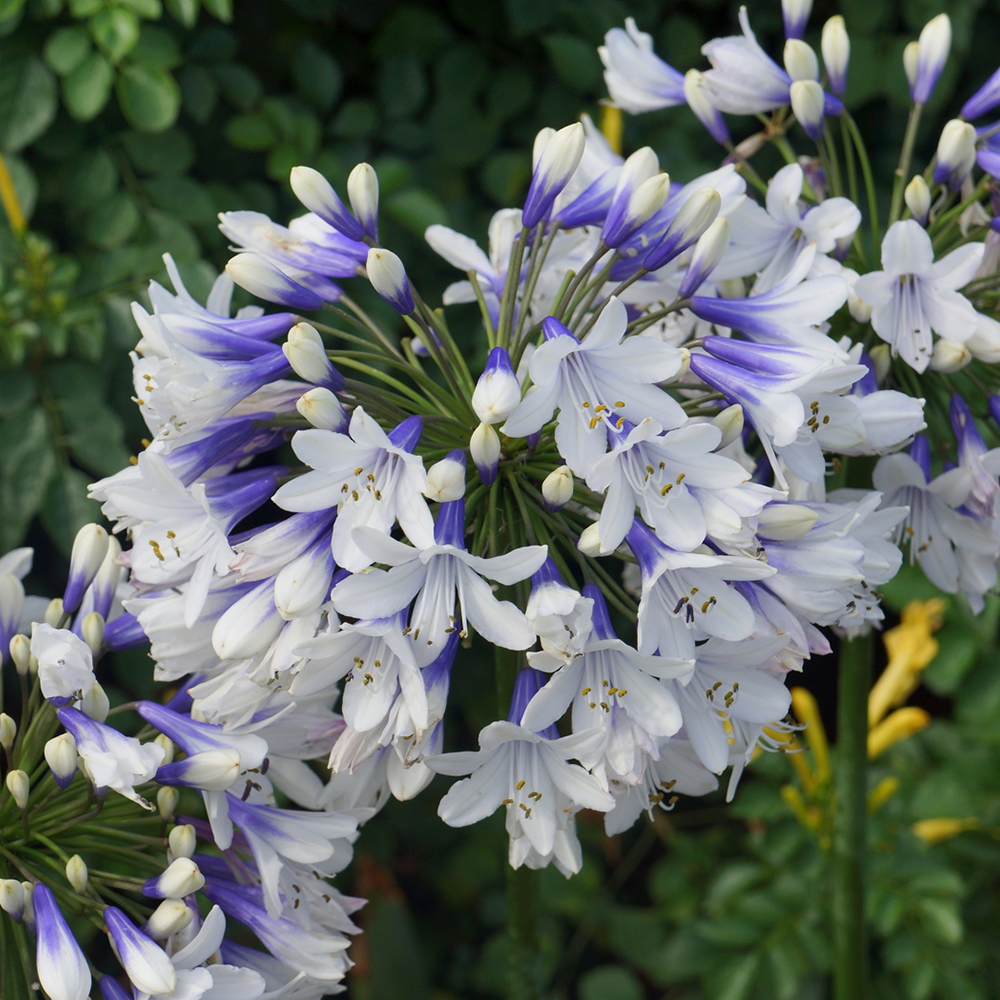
top-left (506, 864), bottom-right (542, 1000)
top-left (888, 103), bottom-right (923, 227)
top-left (833, 631), bottom-right (872, 1000)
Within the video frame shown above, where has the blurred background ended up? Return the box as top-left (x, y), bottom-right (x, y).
top-left (3, 0), bottom-right (1000, 997)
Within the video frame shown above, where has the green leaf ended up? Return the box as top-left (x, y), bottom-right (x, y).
top-left (130, 25), bottom-right (183, 70)
top-left (201, 0), bottom-right (232, 21)
top-left (62, 52), bottom-right (114, 121)
top-left (144, 207), bottom-right (200, 260)
top-left (922, 626), bottom-right (981, 694)
top-left (165, 0), bottom-right (198, 27)
top-left (145, 175), bottom-right (214, 223)
top-left (65, 148), bottom-right (118, 207)
top-left (213, 62), bottom-right (261, 109)
top-left (0, 406), bottom-right (57, 551)
top-left (44, 26), bottom-right (92, 76)
top-left (0, 370), bottom-right (37, 415)
top-left (293, 40), bottom-right (341, 112)
top-left (917, 897), bottom-right (963, 946)
top-left (578, 966), bottom-right (643, 1000)
top-left (486, 66), bottom-right (532, 120)
top-left (41, 468), bottom-right (103, 558)
top-left (542, 34), bottom-right (603, 92)
top-left (120, 126), bottom-right (194, 175)
top-left (116, 64), bottom-right (181, 132)
top-left (505, 0), bottom-right (557, 36)
top-left (178, 65), bottom-right (217, 123)
top-left (69, 0), bottom-right (103, 15)
top-left (331, 99), bottom-right (378, 139)
top-left (378, 55), bottom-right (426, 120)
top-left (481, 151), bottom-right (530, 205)
top-left (89, 8), bottom-right (141, 62)
top-left (65, 404), bottom-right (130, 476)
top-left (0, 0), bottom-right (25, 21)
top-left (224, 112), bottom-right (277, 150)
top-left (3, 154), bottom-right (36, 221)
top-left (372, 6), bottom-right (453, 60)
top-left (85, 192), bottom-right (141, 249)
top-left (118, 0), bottom-right (162, 15)
top-left (704, 953), bottom-right (760, 1000)
top-left (384, 189), bottom-right (448, 235)
top-left (0, 58), bottom-right (57, 152)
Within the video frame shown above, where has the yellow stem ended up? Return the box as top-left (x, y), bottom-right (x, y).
top-left (0, 152), bottom-right (26, 236)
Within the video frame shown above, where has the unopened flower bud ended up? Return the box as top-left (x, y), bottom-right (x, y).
top-left (212, 581), bottom-right (284, 661)
top-left (542, 466), bottom-right (574, 510)
top-left (44, 733), bottom-right (77, 788)
top-left (905, 175), bottom-right (931, 225)
top-left (85, 534), bottom-right (122, 621)
top-left (782, 0), bottom-right (812, 40)
top-left (472, 348), bottom-right (521, 424)
top-left (289, 165), bottom-right (364, 241)
top-left (848, 287), bottom-right (873, 323)
top-left (0, 713), bottom-right (15, 750)
top-left (157, 785), bottom-right (179, 819)
top-left (143, 857), bottom-right (205, 900)
top-left (790, 80), bottom-right (825, 141)
top-left (156, 748), bottom-right (242, 791)
top-left (577, 522), bottom-right (603, 557)
top-left (20, 882), bottom-right (33, 927)
top-left (9, 633), bottom-right (29, 675)
top-left (784, 39), bottom-right (819, 81)
top-left (470, 422), bottom-right (501, 486)
top-left (711, 404), bottom-right (745, 449)
top-left (6, 769), bottom-right (28, 809)
top-left (604, 172), bottom-right (671, 248)
top-left (928, 338), bottom-right (972, 372)
top-left (522, 122), bottom-right (585, 228)
top-left (644, 187), bottom-right (721, 272)
top-left (168, 824), bottom-right (196, 861)
top-left (0, 879), bottom-right (24, 920)
top-left (154, 734), bottom-right (175, 767)
top-left (902, 41), bottom-right (919, 91)
top-left (424, 450), bottom-right (466, 502)
top-left (274, 542), bottom-right (336, 620)
top-left (933, 120), bottom-right (976, 191)
top-left (716, 277), bottom-right (746, 299)
top-left (44, 598), bottom-right (64, 627)
top-left (756, 502), bottom-right (819, 540)
top-left (63, 524), bottom-right (109, 615)
top-left (283, 322), bottom-right (343, 390)
top-left (65, 855), bottom-right (88, 893)
top-left (347, 162), bottom-right (379, 240)
top-left (683, 70), bottom-right (729, 145)
top-left (81, 612), bottom-right (105, 657)
top-left (673, 346), bottom-right (692, 381)
top-left (226, 252), bottom-right (324, 312)
top-left (143, 899), bottom-right (194, 941)
top-left (297, 386), bottom-right (348, 431)
top-left (366, 248), bottom-right (414, 314)
top-left (80, 682), bottom-right (109, 724)
top-left (677, 217), bottom-right (730, 299)
top-left (962, 66), bottom-right (1000, 121)
top-left (821, 16), bottom-right (850, 95)
top-left (912, 13), bottom-right (951, 105)
top-left (966, 314), bottom-right (1000, 363)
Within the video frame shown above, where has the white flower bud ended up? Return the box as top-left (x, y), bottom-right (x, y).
top-left (784, 39), bottom-right (819, 81)
top-left (472, 348), bottom-right (521, 424)
top-left (673, 346), bottom-right (692, 381)
top-left (541, 466), bottom-right (574, 510)
top-left (44, 598), bottom-right (64, 627)
top-left (275, 544), bottom-right (335, 620)
top-left (672, 188), bottom-right (721, 247)
top-left (523, 123), bottom-right (586, 228)
top-left (226, 253), bottom-right (323, 311)
top-left (21, 882), bottom-right (33, 926)
top-left (577, 522), bottom-right (603, 557)
top-left (149, 857), bottom-right (205, 899)
top-left (80, 681), bottom-right (109, 724)
top-left (63, 524), bottom-right (109, 614)
top-left (821, 16), bottom-right (850, 96)
top-left (157, 785), bottom-right (179, 819)
top-left (848, 287), bottom-right (873, 323)
top-left (81, 612), bottom-right (105, 657)
top-left (678, 217), bottom-right (730, 299)
top-left (782, 0), bottom-right (812, 39)
top-left (965, 313), bottom-right (1000, 363)
top-left (6, 769), bottom-right (29, 809)
top-left (928, 338), bottom-right (972, 373)
top-left (470, 422), bottom-right (501, 485)
top-left (913, 13), bottom-right (951, 104)
top-left (0, 879), bottom-right (24, 920)
top-left (347, 162), bottom-right (379, 239)
top-left (65, 855), bottom-right (88, 893)
top-left (366, 247), bottom-right (414, 314)
top-left (621, 173), bottom-right (672, 236)
top-left (212, 581), bottom-right (284, 661)
top-left (868, 345), bottom-right (891, 384)
top-left (682, 70), bottom-right (729, 145)
top-left (902, 41), bottom-right (920, 91)
top-left (283, 323), bottom-right (337, 387)
top-left (297, 386), bottom-right (348, 431)
top-left (143, 899), bottom-right (194, 941)
top-left (289, 165), bottom-right (364, 241)
top-left (168, 824), bottom-right (197, 861)
top-left (165, 748), bottom-right (242, 791)
top-left (711, 404), bottom-right (745, 449)
top-left (934, 120), bottom-right (976, 190)
top-left (531, 127), bottom-right (556, 169)
top-left (0, 712), bottom-right (15, 751)
top-left (756, 503), bottom-right (819, 540)
top-left (790, 80), bottom-right (826, 140)
top-left (154, 734), bottom-right (175, 767)
top-left (44, 733), bottom-right (78, 788)
top-left (905, 175), bottom-right (931, 225)
top-left (9, 633), bottom-right (30, 675)
top-left (424, 451), bottom-right (466, 502)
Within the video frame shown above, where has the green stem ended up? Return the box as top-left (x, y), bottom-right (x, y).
top-left (888, 103), bottom-right (923, 228)
top-left (506, 864), bottom-right (542, 1000)
top-left (833, 631), bottom-right (872, 1000)
top-left (843, 112), bottom-right (882, 255)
